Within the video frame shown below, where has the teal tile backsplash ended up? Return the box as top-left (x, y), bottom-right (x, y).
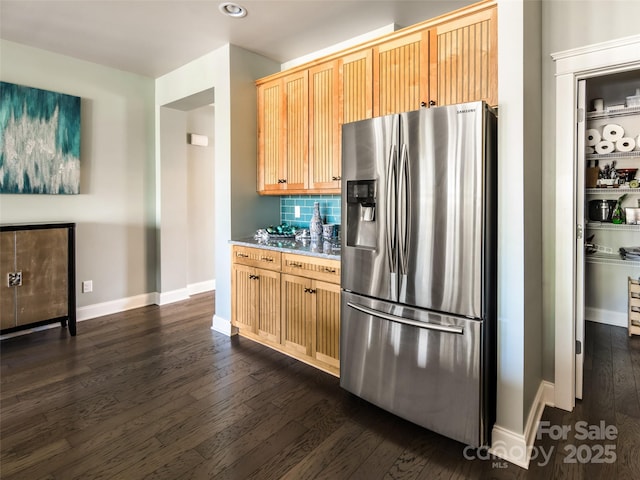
top-left (280, 195), bottom-right (341, 228)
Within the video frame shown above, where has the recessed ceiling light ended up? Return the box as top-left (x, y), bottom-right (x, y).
top-left (219, 2), bottom-right (247, 18)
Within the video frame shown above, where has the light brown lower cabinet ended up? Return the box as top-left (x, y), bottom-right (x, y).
top-left (231, 246), bottom-right (340, 376)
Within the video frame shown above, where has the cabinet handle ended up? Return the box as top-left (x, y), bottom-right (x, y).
top-left (290, 262), bottom-right (303, 268)
top-left (260, 256), bottom-right (274, 262)
top-left (324, 267), bottom-right (337, 273)
top-left (304, 288), bottom-right (316, 294)
top-left (422, 100), bottom-right (436, 107)
top-left (8, 271), bottom-right (22, 287)
top-left (277, 179), bottom-right (288, 184)
top-left (332, 176), bottom-right (341, 181)
top-left (236, 252), bottom-right (249, 258)
top-left (249, 274), bottom-right (259, 280)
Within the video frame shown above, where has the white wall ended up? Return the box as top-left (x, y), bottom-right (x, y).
top-left (158, 106), bottom-right (188, 301)
top-left (187, 106), bottom-right (216, 290)
top-left (0, 40), bottom-right (156, 309)
top-left (155, 44), bottom-right (280, 332)
top-left (494, 0), bottom-right (543, 438)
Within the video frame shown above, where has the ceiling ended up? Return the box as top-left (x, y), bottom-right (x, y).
top-left (0, 0), bottom-right (475, 79)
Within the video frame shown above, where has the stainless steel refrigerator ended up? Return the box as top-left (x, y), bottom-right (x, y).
top-left (340, 101), bottom-right (497, 447)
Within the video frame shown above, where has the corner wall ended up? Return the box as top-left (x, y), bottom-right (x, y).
top-left (155, 44), bottom-right (280, 332)
top-left (0, 40), bottom-right (157, 309)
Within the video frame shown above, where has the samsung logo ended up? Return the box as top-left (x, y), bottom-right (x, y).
top-left (457, 108), bottom-right (476, 114)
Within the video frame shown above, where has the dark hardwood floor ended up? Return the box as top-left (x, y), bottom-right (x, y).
top-left (2, 293), bottom-right (639, 479)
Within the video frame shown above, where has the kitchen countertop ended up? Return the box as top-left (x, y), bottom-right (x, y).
top-left (230, 236), bottom-right (341, 261)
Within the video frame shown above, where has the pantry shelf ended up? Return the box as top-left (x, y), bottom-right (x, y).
top-left (587, 105), bottom-right (640, 120)
top-left (586, 222), bottom-right (640, 231)
top-left (586, 150), bottom-right (640, 161)
top-left (586, 252), bottom-right (640, 267)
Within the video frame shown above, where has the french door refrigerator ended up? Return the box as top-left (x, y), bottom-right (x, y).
top-left (340, 101), bottom-right (497, 447)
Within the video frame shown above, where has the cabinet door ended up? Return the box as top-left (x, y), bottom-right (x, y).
top-left (373, 30), bottom-right (430, 116)
top-left (1, 232), bottom-right (16, 329)
top-left (430, 6), bottom-right (497, 107)
top-left (17, 229), bottom-right (68, 326)
top-left (283, 71), bottom-right (309, 191)
top-left (256, 268), bottom-right (281, 343)
top-left (313, 280), bottom-right (341, 369)
top-left (340, 49), bottom-right (373, 124)
top-left (309, 60), bottom-right (341, 191)
top-left (257, 78), bottom-right (284, 193)
top-left (281, 273), bottom-right (313, 356)
top-left (232, 264), bottom-right (258, 333)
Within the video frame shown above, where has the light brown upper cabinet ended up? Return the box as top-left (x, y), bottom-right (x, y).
top-left (307, 50), bottom-right (374, 193)
top-left (340, 49), bottom-right (374, 124)
top-left (256, 1), bottom-right (497, 195)
top-left (309, 60), bottom-right (341, 192)
top-left (429, 6), bottom-right (497, 107)
top-left (257, 70), bottom-right (308, 193)
top-left (373, 30), bottom-right (430, 117)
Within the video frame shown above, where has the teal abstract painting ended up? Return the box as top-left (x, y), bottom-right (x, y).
top-left (0, 82), bottom-right (80, 194)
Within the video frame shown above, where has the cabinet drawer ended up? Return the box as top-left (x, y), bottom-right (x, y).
top-left (282, 253), bottom-right (340, 284)
top-left (232, 246), bottom-right (281, 271)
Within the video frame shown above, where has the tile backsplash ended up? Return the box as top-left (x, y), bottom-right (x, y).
top-left (280, 195), bottom-right (341, 227)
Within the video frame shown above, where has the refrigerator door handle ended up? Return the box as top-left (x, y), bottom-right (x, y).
top-left (346, 302), bottom-right (465, 335)
top-left (398, 143), bottom-right (411, 276)
top-left (386, 145), bottom-right (398, 275)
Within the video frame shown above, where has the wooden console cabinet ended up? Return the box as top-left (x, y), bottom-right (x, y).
top-left (0, 223), bottom-right (76, 336)
top-left (231, 245), bottom-right (341, 376)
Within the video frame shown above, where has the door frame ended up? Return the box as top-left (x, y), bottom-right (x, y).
top-left (552, 34), bottom-right (640, 411)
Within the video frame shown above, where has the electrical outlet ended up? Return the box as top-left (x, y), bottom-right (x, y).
top-left (294, 205), bottom-right (301, 218)
top-left (82, 280), bottom-right (93, 293)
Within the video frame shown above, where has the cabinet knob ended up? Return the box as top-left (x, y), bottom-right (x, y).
top-left (8, 271), bottom-right (22, 287)
top-left (304, 287), bottom-right (316, 294)
top-left (236, 252), bottom-right (249, 258)
top-left (290, 262), bottom-right (303, 268)
top-left (261, 256), bottom-right (274, 262)
top-left (332, 176), bottom-right (341, 181)
top-left (429, 100), bottom-right (436, 107)
top-left (277, 179), bottom-right (288, 184)
top-left (324, 267), bottom-right (336, 273)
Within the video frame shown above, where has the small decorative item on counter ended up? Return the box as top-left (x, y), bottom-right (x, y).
top-left (254, 229), bottom-right (269, 241)
top-left (258, 223), bottom-right (298, 239)
top-left (630, 179), bottom-right (640, 189)
top-left (611, 193), bottom-right (627, 224)
top-left (309, 202), bottom-right (323, 242)
top-left (295, 228), bottom-right (310, 241)
top-left (322, 223), bottom-right (337, 241)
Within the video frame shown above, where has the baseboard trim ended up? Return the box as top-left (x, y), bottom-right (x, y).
top-left (77, 293), bottom-right (157, 321)
top-left (2, 288), bottom-right (216, 340)
top-left (490, 381), bottom-right (555, 469)
top-left (585, 307), bottom-right (626, 328)
top-left (188, 280), bottom-right (215, 296)
top-left (211, 314), bottom-right (237, 337)
top-left (157, 288), bottom-right (190, 306)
